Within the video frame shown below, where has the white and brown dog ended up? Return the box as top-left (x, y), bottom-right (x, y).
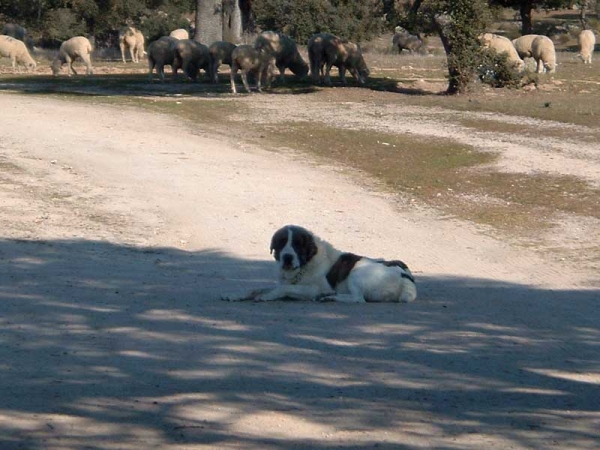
top-left (223, 225), bottom-right (417, 303)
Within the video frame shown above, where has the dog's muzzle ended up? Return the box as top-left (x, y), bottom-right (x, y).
top-left (281, 253), bottom-right (295, 270)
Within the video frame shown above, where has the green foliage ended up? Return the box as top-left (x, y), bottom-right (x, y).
top-left (0, 0), bottom-right (195, 46)
top-left (478, 48), bottom-right (524, 88)
top-left (252, 0), bottom-right (385, 43)
top-left (407, 0), bottom-right (492, 94)
top-left (45, 8), bottom-right (87, 42)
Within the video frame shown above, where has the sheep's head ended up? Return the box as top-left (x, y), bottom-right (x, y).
top-left (26, 61), bottom-right (37, 72)
top-left (289, 53), bottom-right (309, 78)
top-left (50, 59), bottom-right (62, 76)
top-left (356, 52), bottom-right (370, 85)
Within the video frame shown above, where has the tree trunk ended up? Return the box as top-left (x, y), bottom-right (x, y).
top-left (222, 0), bottom-right (242, 42)
top-left (520, 0), bottom-right (533, 35)
top-left (433, 14), bottom-right (465, 94)
top-left (195, 0), bottom-right (242, 43)
top-left (195, 0), bottom-right (223, 43)
top-left (580, 0), bottom-right (589, 30)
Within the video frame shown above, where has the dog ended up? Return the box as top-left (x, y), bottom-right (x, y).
top-left (222, 225), bottom-right (417, 303)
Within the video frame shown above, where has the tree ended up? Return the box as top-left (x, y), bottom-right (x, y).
top-left (251, 0), bottom-right (384, 43)
top-left (490, 0), bottom-right (570, 35)
top-left (194, 0), bottom-right (244, 43)
top-left (405, 0), bottom-right (492, 94)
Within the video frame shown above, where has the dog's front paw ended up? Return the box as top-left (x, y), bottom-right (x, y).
top-left (221, 288), bottom-right (269, 302)
top-left (314, 293), bottom-right (336, 303)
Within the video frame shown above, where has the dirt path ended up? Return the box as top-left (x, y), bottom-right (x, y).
top-left (0, 92), bottom-right (598, 449)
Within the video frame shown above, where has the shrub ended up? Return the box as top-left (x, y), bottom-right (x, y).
top-left (478, 48), bottom-right (524, 88)
top-left (252, 0), bottom-right (385, 43)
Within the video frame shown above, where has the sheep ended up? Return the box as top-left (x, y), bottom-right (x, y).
top-left (1, 23), bottom-right (34, 50)
top-left (0, 35), bottom-right (36, 72)
top-left (512, 34), bottom-right (541, 59)
top-left (147, 36), bottom-right (179, 82)
top-left (172, 39), bottom-right (210, 81)
top-left (479, 33), bottom-right (525, 71)
top-left (208, 41), bottom-right (237, 83)
top-left (578, 29), bottom-right (595, 64)
top-left (307, 32), bottom-right (369, 86)
top-left (392, 26), bottom-right (427, 54)
top-left (50, 36), bottom-right (93, 76)
top-left (169, 29), bottom-right (189, 40)
top-left (230, 44), bottom-right (275, 94)
top-left (119, 26), bottom-right (145, 63)
top-left (254, 31), bottom-right (308, 83)
top-left (531, 35), bottom-right (556, 73)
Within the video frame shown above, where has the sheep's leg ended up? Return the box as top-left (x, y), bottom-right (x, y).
top-left (158, 63), bottom-right (165, 82)
top-left (536, 59), bottom-right (544, 74)
top-left (11, 56), bottom-right (16, 73)
top-left (120, 43), bottom-right (126, 63)
top-left (65, 56), bottom-right (76, 76)
top-left (339, 65), bottom-right (347, 86)
top-left (82, 56), bottom-right (93, 75)
top-left (148, 59), bottom-right (155, 82)
top-left (277, 64), bottom-right (286, 84)
top-left (349, 67), bottom-right (360, 85)
top-left (230, 64), bottom-right (238, 93)
top-left (309, 54), bottom-right (319, 84)
top-left (324, 62), bottom-right (334, 86)
top-left (241, 70), bottom-right (253, 93)
top-left (129, 47), bottom-right (136, 63)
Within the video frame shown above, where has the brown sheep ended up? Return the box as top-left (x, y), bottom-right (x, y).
top-left (208, 41), bottom-right (237, 83)
top-left (147, 36), bottom-right (179, 82)
top-left (230, 45), bottom-right (275, 94)
top-left (172, 39), bottom-right (210, 81)
top-left (307, 33), bottom-right (369, 86)
top-left (254, 31), bottom-right (308, 83)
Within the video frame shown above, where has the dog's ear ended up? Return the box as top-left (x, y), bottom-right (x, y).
top-left (270, 226), bottom-right (288, 257)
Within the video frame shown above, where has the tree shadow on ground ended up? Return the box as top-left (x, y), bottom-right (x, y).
top-left (0, 238), bottom-right (598, 449)
top-left (0, 72), bottom-right (434, 98)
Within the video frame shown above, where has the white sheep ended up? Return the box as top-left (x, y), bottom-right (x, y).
top-left (172, 39), bottom-right (210, 81)
top-left (512, 34), bottom-right (541, 59)
top-left (531, 35), bottom-right (556, 73)
top-left (578, 29), bottom-right (595, 64)
top-left (0, 35), bottom-right (36, 72)
top-left (169, 29), bottom-right (189, 40)
top-left (51, 36), bottom-right (93, 76)
top-left (147, 36), bottom-right (179, 82)
top-left (208, 41), bottom-right (237, 83)
top-left (480, 33), bottom-right (525, 71)
top-left (230, 44), bottom-right (275, 94)
top-left (307, 32), bottom-right (369, 86)
top-left (119, 26), bottom-right (145, 63)
top-left (254, 31), bottom-right (308, 83)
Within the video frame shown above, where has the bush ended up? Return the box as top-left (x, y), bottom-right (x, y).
top-left (44, 8), bottom-right (87, 43)
top-left (252, 0), bottom-right (384, 43)
top-left (478, 48), bottom-right (524, 88)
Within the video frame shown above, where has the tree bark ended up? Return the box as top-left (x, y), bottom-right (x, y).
top-left (195, 0), bottom-right (243, 43)
top-left (222, 0), bottom-right (242, 42)
top-left (519, 0), bottom-right (534, 35)
top-left (195, 0), bottom-right (223, 43)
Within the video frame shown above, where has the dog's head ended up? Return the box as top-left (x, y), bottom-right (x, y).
top-left (270, 225), bottom-right (318, 271)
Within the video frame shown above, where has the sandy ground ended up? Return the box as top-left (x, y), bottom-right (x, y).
top-left (0, 92), bottom-right (598, 449)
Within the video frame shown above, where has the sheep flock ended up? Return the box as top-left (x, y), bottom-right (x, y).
top-left (0, 22), bottom-right (598, 93)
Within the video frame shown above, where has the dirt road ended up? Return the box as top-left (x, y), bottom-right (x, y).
top-left (0, 92), bottom-right (598, 449)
